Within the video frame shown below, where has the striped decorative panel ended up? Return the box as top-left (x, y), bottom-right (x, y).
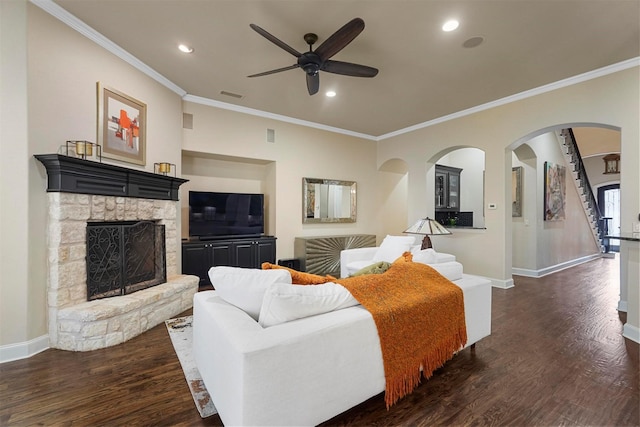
top-left (294, 234), bottom-right (376, 277)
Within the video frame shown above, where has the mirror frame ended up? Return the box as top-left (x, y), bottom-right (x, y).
top-left (302, 177), bottom-right (357, 223)
top-left (512, 166), bottom-right (523, 217)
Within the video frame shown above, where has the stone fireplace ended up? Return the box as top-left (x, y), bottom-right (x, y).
top-left (36, 154), bottom-right (198, 351)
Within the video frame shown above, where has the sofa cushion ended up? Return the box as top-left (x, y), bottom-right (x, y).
top-left (412, 248), bottom-right (439, 264)
top-left (208, 266), bottom-right (292, 320)
top-left (258, 282), bottom-right (359, 328)
top-left (372, 235), bottom-right (415, 263)
top-left (429, 261), bottom-right (464, 281)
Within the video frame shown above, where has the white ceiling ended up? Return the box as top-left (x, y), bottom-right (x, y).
top-left (50, 0), bottom-right (640, 138)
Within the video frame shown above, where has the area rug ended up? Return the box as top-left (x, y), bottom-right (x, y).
top-left (165, 316), bottom-right (218, 418)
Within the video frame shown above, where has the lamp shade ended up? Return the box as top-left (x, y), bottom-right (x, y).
top-left (404, 218), bottom-right (452, 236)
top-left (404, 217), bottom-right (451, 250)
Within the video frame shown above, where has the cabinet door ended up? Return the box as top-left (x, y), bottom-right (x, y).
top-left (435, 165), bottom-right (462, 212)
top-left (448, 172), bottom-right (459, 210)
top-left (209, 241), bottom-right (233, 267)
top-left (256, 238), bottom-right (276, 265)
top-left (182, 244), bottom-right (211, 287)
top-left (435, 171), bottom-right (448, 209)
top-left (232, 241), bottom-right (255, 268)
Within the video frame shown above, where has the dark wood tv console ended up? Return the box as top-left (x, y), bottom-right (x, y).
top-left (182, 236), bottom-right (276, 287)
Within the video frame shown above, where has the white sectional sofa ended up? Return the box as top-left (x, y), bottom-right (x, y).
top-left (193, 255), bottom-right (492, 426)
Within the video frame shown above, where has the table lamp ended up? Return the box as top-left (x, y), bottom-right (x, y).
top-left (404, 217), bottom-right (452, 250)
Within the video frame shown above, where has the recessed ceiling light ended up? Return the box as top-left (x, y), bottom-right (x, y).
top-left (442, 20), bottom-right (459, 32)
top-left (178, 44), bottom-right (194, 53)
top-left (326, 91), bottom-right (336, 97)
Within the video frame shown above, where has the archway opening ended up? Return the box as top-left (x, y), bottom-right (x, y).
top-left (507, 123), bottom-right (621, 286)
top-left (428, 147), bottom-right (486, 229)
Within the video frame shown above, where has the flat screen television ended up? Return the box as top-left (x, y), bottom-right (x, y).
top-left (189, 191), bottom-right (264, 239)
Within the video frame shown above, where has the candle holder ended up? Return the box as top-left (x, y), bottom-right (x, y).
top-left (65, 140), bottom-right (102, 162)
top-left (154, 162), bottom-right (176, 177)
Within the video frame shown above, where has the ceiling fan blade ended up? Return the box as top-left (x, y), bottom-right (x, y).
top-left (248, 64), bottom-right (300, 78)
top-left (314, 18), bottom-right (365, 61)
top-left (306, 73), bottom-right (319, 95)
top-left (322, 60), bottom-right (378, 77)
top-left (250, 24), bottom-right (302, 58)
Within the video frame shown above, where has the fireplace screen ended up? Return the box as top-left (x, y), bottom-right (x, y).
top-left (86, 220), bottom-right (166, 300)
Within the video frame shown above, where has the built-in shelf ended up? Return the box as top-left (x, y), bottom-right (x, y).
top-left (34, 154), bottom-right (188, 201)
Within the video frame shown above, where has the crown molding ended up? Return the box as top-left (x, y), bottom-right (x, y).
top-left (30, 0), bottom-right (187, 97)
top-left (182, 95), bottom-right (377, 141)
top-left (31, 0), bottom-right (639, 142)
top-left (378, 57), bottom-right (640, 141)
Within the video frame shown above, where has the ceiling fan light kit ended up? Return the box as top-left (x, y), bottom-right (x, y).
top-left (248, 17), bottom-right (378, 95)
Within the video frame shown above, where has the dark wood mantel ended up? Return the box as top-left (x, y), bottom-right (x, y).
top-left (35, 154), bottom-right (188, 201)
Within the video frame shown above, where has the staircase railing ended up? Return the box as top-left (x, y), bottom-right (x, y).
top-left (560, 128), bottom-right (603, 246)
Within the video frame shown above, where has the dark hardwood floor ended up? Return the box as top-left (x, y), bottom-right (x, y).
top-left (1, 257), bottom-right (638, 426)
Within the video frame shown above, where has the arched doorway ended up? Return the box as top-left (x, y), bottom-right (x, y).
top-left (507, 123), bottom-right (624, 308)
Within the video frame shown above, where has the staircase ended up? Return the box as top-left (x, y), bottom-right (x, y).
top-left (558, 128), bottom-right (605, 252)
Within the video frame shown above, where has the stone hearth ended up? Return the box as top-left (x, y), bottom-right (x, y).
top-left (47, 193), bottom-right (198, 351)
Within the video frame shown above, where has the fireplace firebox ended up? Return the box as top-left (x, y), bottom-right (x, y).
top-left (86, 220), bottom-right (166, 300)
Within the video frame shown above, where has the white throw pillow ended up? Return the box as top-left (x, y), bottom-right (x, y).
top-left (208, 266), bottom-right (292, 320)
top-left (372, 235), bottom-right (415, 263)
top-left (429, 261), bottom-right (464, 281)
top-left (258, 282), bottom-right (359, 328)
top-left (412, 248), bottom-right (439, 265)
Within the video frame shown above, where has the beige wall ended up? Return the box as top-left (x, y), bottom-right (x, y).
top-left (378, 67), bottom-right (639, 333)
top-left (584, 155), bottom-right (621, 190)
top-left (528, 132), bottom-right (599, 268)
top-left (377, 159), bottom-right (410, 239)
top-left (512, 149), bottom-right (538, 270)
top-left (181, 101), bottom-right (379, 259)
top-left (1, 0), bottom-right (31, 350)
top-left (0, 4), bottom-right (184, 355)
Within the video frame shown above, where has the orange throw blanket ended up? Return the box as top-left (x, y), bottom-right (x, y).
top-left (264, 254), bottom-right (467, 408)
top-left (336, 257), bottom-right (467, 407)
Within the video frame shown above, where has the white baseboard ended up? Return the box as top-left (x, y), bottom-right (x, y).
top-left (618, 299), bottom-right (628, 313)
top-left (491, 277), bottom-right (514, 289)
top-left (512, 253), bottom-right (601, 278)
top-left (0, 335), bottom-right (49, 364)
top-left (623, 323), bottom-right (640, 344)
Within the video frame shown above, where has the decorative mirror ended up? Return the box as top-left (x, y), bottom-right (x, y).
top-left (302, 178), bottom-right (356, 223)
top-left (512, 166), bottom-right (522, 217)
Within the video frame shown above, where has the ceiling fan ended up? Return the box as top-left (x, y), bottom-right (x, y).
top-left (248, 17), bottom-right (378, 95)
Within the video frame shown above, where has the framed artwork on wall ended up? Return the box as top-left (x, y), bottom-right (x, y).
top-left (544, 161), bottom-right (566, 221)
top-left (97, 82), bottom-right (146, 165)
top-left (512, 166), bottom-right (522, 217)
